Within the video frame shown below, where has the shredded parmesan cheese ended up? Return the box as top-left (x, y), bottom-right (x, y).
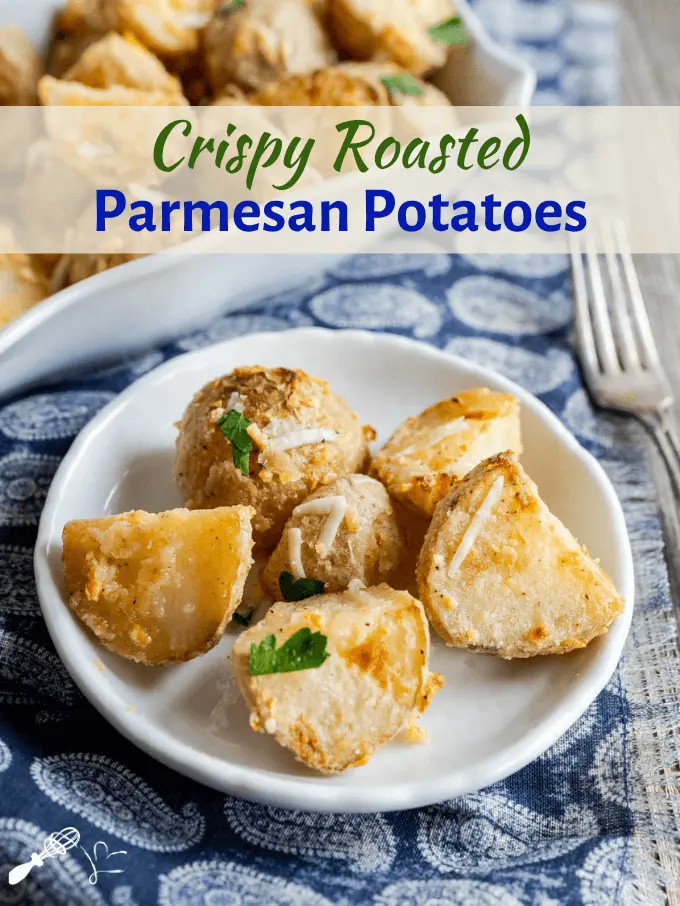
top-left (397, 417), bottom-right (466, 460)
top-left (448, 475), bottom-right (505, 577)
top-left (288, 527), bottom-right (305, 579)
top-left (348, 578), bottom-right (366, 594)
top-left (227, 391), bottom-right (245, 413)
top-left (266, 427), bottom-right (337, 452)
top-left (294, 495), bottom-right (348, 555)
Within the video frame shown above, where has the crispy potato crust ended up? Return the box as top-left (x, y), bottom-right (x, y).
top-left (62, 506), bottom-right (254, 665)
top-left (417, 453), bottom-right (625, 658)
top-left (262, 474), bottom-right (405, 596)
top-left (231, 585), bottom-right (443, 773)
top-left (371, 388), bottom-right (522, 518)
top-left (174, 366), bottom-right (372, 550)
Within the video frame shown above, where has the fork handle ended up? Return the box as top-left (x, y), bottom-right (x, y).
top-left (650, 411), bottom-right (680, 500)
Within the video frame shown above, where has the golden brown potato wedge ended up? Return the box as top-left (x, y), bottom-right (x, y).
top-left (231, 584), bottom-right (443, 773)
top-left (62, 506), bottom-right (254, 665)
top-left (417, 453), bottom-right (625, 658)
top-left (370, 387), bottom-right (522, 518)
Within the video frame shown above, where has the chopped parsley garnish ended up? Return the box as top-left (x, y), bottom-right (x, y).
top-left (428, 16), bottom-right (468, 46)
top-left (279, 571), bottom-right (325, 602)
top-left (216, 409), bottom-right (252, 476)
top-left (249, 627), bottom-right (330, 676)
top-left (232, 609), bottom-right (254, 628)
top-left (380, 73), bottom-right (424, 97)
top-left (218, 0), bottom-right (245, 13)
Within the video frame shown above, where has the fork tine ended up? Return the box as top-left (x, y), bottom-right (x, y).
top-left (601, 221), bottom-right (641, 371)
top-left (584, 228), bottom-right (620, 374)
top-left (569, 233), bottom-right (600, 379)
top-left (612, 220), bottom-right (662, 370)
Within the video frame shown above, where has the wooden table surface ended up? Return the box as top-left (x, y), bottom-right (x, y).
top-left (619, 0), bottom-right (680, 610)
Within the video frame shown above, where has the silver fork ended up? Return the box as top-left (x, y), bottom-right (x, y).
top-left (570, 220), bottom-right (680, 496)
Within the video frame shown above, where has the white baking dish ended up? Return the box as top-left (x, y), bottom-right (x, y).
top-left (0, 0), bottom-right (536, 401)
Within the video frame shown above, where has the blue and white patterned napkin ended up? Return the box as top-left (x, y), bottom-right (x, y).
top-left (3, 4), bottom-right (671, 906)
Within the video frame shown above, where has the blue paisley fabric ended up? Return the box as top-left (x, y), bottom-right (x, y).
top-left (1, 4), bottom-right (656, 906)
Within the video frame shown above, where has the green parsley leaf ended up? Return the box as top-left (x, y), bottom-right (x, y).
top-left (218, 0), bottom-right (245, 14)
top-left (279, 571), bottom-right (325, 602)
top-left (249, 627), bottom-right (330, 676)
top-left (232, 609), bottom-right (254, 628)
top-left (428, 15), bottom-right (468, 46)
top-left (380, 73), bottom-right (424, 97)
top-left (216, 409), bottom-right (252, 476)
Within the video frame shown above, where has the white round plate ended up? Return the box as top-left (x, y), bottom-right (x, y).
top-left (35, 329), bottom-right (634, 813)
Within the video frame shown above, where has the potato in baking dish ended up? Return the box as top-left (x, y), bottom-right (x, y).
top-left (262, 474), bottom-right (405, 597)
top-left (174, 367), bottom-right (373, 550)
top-left (62, 506), bottom-right (254, 665)
top-left (417, 453), bottom-right (624, 658)
top-left (327, 0), bottom-right (446, 78)
top-left (370, 388), bottom-right (522, 518)
top-left (231, 585), bottom-right (443, 773)
top-left (203, 0), bottom-right (335, 94)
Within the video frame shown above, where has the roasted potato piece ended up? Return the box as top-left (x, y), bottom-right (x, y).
top-left (327, 0), bottom-right (446, 78)
top-left (203, 0), bottom-right (335, 94)
top-left (251, 63), bottom-right (388, 106)
top-left (62, 506), bottom-right (254, 665)
top-left (105, 0), bottom-right (220, 56)
top-left (262, 474), bottom-right (405, 597)
top-left (64, 31), bottom-right (184, 94)
top-left (0, 26), bottom-right (41, 105)
top-left (175, 367), bottom-right (372, 550)
top-left (417, 453), bottom-right (625, 658)
top-left (0, 227), bottom-right (50, 329)
top-left (231, 585), bottom-right (443, 773)
top-left (371, 388), bottom-right (522, 518)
